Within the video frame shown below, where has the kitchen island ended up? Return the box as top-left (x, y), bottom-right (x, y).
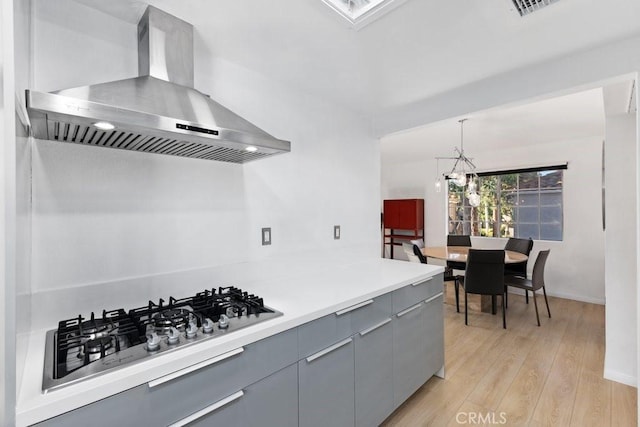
top-left (16, 251), bottom-right (444, 426)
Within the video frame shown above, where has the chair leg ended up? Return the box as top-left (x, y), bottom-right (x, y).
top-left (542, 286), bottom-right (551, 318)
top-left (525, 289), bottom-right (529, 304)
top-left (455, 279), bottom-right (460, 313)
top-left (491, 295), bottom-right (496, 315)
top-left (464, 290), bottom-right (468, 326)
top-left (502, 293), bottom-right (506, 329)
top-left (532, 290), bottom-right (540, 326)
top-left (505, 288), bottom-right (508, 309)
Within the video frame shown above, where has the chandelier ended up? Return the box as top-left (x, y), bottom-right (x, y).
top-left (435, 119), bottom-right (481, 207)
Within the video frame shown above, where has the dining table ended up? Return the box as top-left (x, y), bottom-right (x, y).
top-left (422, 246), bottom-right (528, 313)
top-left (422, 246), bottom-right (528, 264)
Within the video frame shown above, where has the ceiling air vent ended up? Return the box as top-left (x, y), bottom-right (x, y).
top-left (512, 0), bottom-right (560, 16)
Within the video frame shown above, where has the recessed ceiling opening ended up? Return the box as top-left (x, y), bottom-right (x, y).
top-left (321, 0), bottom-right (410, 29)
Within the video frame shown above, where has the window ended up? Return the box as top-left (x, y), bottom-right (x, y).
top-left (448, 166), bottom-right (564, 241)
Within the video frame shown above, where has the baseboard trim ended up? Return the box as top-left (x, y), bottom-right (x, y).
top-left (506, 288), bottom-right (605, 305)
top-left (603, 369), bottom-right (637, 387)
top-left (435, 365), bottom-right (445, 379)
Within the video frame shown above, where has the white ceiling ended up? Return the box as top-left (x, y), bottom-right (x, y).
top-left (74, 0), bottom-right (640, 119)
top-left (380, 87), bottom-right (606, 164)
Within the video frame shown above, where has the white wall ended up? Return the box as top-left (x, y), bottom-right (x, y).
top-left (2, 0), bottom-right (19, 424)
top-left (604, 113), bottom-right (637, 385)
top-left (14, 0), bottom-right (31, 335)
top-left (378, 31), bottom-right (640, 387)
top-left (382, 135), bottom-right (606, 304)
top-left (27, 0), bottom-right (379, 320)
top-left (201, 57), bottom-right (380, 261)
top-left (1, 1), bottom-right (9, 423)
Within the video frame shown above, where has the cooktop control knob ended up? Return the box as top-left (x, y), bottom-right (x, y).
top-left (202, 318), bottom-right (215, 334)
top-left (146, 332), bottom-right (160, 351)
top-left (186, 322), bottom-right (198, 339)
top-left (167, 327), bottom-right (180, 345)
top-left (218, 314), bottom-right (230, 329)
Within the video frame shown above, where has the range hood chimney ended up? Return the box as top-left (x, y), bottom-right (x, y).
top-left (25, 6), bottom-right (290, 163)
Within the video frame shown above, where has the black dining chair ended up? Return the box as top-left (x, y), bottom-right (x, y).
top-left (447, 235), bottom-right (471, 312)
top-left (412, 244), bottom-right (428, 263)
top-left (413, 244), bottom-right (460, 304)
top-left (457, 249), bottom-right (506, 329)
top-left (504, 237), bottom-right (533, 306)
top-left (447, 234), bottom-right (472, 270)
top-left (504, 250), bottom-right (551, 326)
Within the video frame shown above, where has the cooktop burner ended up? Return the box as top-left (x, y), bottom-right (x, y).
top-left (151, 308), bottom-right (194, 333)
top-left (43, 286), bottom-right (281, 392)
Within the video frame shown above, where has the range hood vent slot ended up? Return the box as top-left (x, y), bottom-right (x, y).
top-left (47, 120), bottom-right (270, 162)
top-left (25, 6), bottom-right (290, 164)
top-left (512, 0), bottom-right (560, 16)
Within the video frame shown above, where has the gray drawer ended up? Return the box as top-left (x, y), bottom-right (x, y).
top-left (298, 310), bottom-right (351, 359)
top-left (34, 384), bottom-right (147, 426)
top-left (153, 328), bottom-right (298, 426)
top-left (392, 274), bottom-right (443, 313)
top-left (350, 293), bottom-right (392, 334)
top-left (298, 293), bottom-right (392, 358)
top-left (37, 329), bottom-right (298, 427)
top-left (179, 364), bottom-right (298, 427)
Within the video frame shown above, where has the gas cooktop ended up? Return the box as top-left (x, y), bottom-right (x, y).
top-left (43, 286), bottom-right (282, 392)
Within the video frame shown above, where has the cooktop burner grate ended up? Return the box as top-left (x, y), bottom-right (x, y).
top-left (44, 286), bottom-right (281, 392)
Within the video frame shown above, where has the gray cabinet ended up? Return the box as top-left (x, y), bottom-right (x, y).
top-left (354, 317), bottom-right (393, 427)
top-left (34, 383), bottom-right (147, 426)
top-left (299, 338), bottom-right (355, 427)
top-left (424, 292), bottom-right (445, 378)
top-left (35, 329), bottom-right (297, 427)
top-left (297, 293), bottom-right (391, 359)
top-left (391, 275), bottom-right (445, 409)
top-left (392, 301), bottom-right (428, 408)
top-left (35, 274), bottom-right (445, 427)
top-left (156, 328), bottom-right (297, 426)
top-left (298, 293), bottom-right (396, 427)
top-left (392, 276), bottom-right (441, 313)
top-left (178, 364), bottom-right (298, 427)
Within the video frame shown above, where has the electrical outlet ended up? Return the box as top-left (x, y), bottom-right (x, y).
top-left (262, 227), bottom-right (271, 245)
top-left (334, 225), bottom-right (341, 240)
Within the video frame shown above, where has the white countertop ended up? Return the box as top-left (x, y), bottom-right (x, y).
top-left (16, 253), bottom-right (443, 426)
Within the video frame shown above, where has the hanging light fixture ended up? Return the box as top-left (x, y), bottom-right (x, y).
top-left (434, 158), bottom-right (442, 193)
top-left (435, 119), bottom-right (481, 207)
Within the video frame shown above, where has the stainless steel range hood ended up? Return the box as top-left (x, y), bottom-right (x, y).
top-left (25, 6), bottom-right (290, 163)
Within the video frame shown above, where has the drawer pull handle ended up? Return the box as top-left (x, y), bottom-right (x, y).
top-left (148, 347), bottom-right (244, 388)
top-left (411, 277), bottom-right (433, 287)
top-left (335, 299), bottom-right (374, 316)
top-left (397, 303), bottom-right (422, 318)
top-left (168, 390), bottom-right (244, 427)
top-left (359, 318), bottom-right (392, 337)
top-left (306, 338), bottom-right (353, 363)
top-left (425, 292), bottom-right (444, 304)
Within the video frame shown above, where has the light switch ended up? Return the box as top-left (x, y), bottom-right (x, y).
top-left (262, 227), bottom-right (271, 245)
top-left (334, 225), bottom-right (341, 240)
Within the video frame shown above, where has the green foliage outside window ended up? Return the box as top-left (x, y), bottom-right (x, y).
top-left (448, 170), bottom-right (563, 241)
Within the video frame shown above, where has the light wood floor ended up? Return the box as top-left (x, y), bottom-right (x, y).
top-left (382, 291), bottom-right (638, 427)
